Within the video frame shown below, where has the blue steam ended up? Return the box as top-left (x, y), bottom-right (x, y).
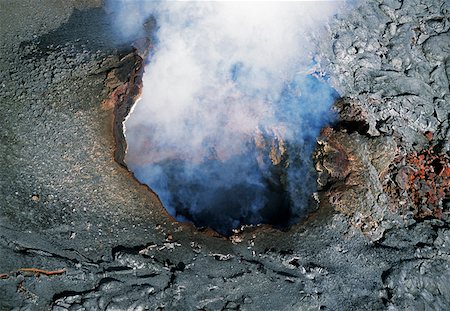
top-left (119, 1), bottom-right (343, 235)
top-left (129, 74), bottom-right (338, 235)
top-left (230, 62), bottom-right (245, 82)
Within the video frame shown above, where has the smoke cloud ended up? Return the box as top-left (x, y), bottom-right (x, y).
top-left (117, 1), bottom-right (343, 235)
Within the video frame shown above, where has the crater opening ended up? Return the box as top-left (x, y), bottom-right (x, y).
top-left (119, 2), bottom-right (342, 236)
top-left (124, 78), bottom-right (338, 236)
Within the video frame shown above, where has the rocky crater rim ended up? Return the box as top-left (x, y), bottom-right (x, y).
top-left (105, 27), bottom-right (449, 240)
top-left (105, 45), bottom-right (450, 243)
top-left (104, 39), bottom-right (349, 239)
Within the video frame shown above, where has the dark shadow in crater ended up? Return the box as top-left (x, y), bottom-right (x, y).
top-left (125, 76), bottom-right (340, 236)
top-left (156, 153), bottom-right (293, 236)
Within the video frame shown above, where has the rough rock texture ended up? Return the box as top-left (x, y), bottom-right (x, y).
top-left (0, 1), bottom-right (449, 310)
top-left (316, 0), bottom-right (449, 237)
top-left (320, 0), bottom-right (449, 150)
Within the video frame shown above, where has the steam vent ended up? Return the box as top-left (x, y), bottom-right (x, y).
top-left (1, 0), bottom-right (449, 310)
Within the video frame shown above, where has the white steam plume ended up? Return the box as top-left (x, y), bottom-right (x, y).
top-left (114, 1), bottom-right (344, 234)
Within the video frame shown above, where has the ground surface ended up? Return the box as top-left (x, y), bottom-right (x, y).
top-left (0, 0), bottom-right (449, 310)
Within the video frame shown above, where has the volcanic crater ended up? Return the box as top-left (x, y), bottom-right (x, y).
top-left (1, 1), bottom-right (449, 310)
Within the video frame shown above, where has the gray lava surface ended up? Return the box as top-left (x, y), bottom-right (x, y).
top-left (1, 1), bottom-right (449, 310)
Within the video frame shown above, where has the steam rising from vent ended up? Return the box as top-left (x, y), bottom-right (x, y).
top-left (116, 1), bottom-right (342, 235)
